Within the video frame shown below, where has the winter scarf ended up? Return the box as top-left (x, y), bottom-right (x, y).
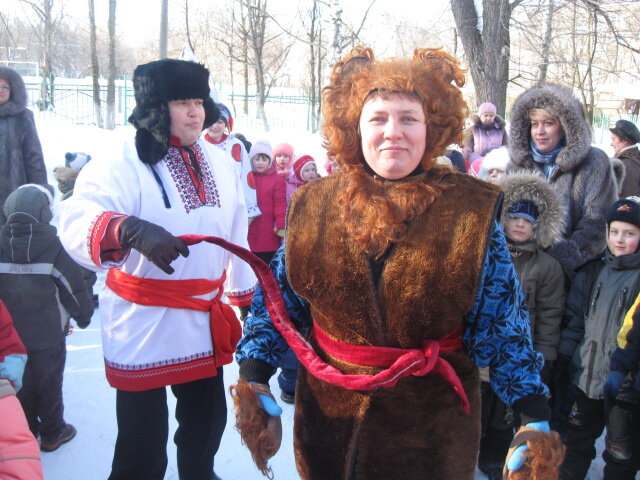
top-left (530, 138), bottom-right (565, 179)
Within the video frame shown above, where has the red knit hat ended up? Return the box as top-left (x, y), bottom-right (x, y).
top-left (293, 155), bottom-right (315, 182)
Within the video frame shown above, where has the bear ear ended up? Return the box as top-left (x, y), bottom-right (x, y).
top-left (412, 48), bottom-right (466, 88)
top-left (332, 46), bottom-right (374, 81)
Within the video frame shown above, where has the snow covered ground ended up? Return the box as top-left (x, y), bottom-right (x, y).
top-left (34, 116), bottom-right (617, 479)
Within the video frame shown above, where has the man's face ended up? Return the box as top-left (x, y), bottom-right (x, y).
top-left (168, 99), bottom-right (205, 146)
top-left (611, 133), bottom-right (630, 156)
top-left (0, 78), bottom-right (10, 106)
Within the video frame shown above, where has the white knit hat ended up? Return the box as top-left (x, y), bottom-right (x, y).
top-left (248, 139), bottom-right (273, 163)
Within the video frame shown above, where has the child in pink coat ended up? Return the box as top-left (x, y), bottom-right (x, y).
top-left (247, 140), bottom-right (287, 265)
top-left (286, 154), bottom-right (321, 203)
top-left (0, 300), bottom-right (43, 479)
top-left (273, 143), bottom-right (294, 181)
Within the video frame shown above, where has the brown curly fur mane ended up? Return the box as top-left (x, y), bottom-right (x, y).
top-left (229, 380), bottom-right (277, 479)
top-left (508, 431), bottom-right (565, 480)
top-left (320, 47), bottom-right (468, 258)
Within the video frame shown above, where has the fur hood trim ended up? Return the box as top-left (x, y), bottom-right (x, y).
top-left (498, 170), bottom-right (565, 248)
top-left (470, 114), bottom-right (506, 130)
top-left (508, 83), bottom-right (591, 174)
top-left (0, 66), bottom-right (27, 117)
top-left (610, 156), bottom-right (626, 197)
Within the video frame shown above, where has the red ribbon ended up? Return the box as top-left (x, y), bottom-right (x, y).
top-left (169, 234), bottom-right (470, 413)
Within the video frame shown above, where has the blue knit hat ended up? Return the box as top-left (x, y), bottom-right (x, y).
top-left (216, 102), bottom-right (233, 131)
top-left (508, 199), bottom-right (539, 224)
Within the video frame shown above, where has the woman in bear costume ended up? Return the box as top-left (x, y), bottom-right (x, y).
top-left (233, 47), bottom-right (561, 480)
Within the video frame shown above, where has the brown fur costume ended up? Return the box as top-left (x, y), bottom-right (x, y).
top-left (286, 171), bottom-right (500, 479)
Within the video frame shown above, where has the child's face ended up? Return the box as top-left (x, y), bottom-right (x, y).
top-left (505, 216), bottom-right (534, 243)
top-left (488, 168), bottom-right (504, 183)
top-left (301, 162), bottom-right (319, 182)
top-left (608, 221), bottom-right (640, 256)
top-left (275, 154), bottom-right (291, 169)
top-left (329, 157), bottom-right (341, 173)
top-left (207, 119), bottom-right (226, 142)
top-left (252, 154), bottom-right (271, 173)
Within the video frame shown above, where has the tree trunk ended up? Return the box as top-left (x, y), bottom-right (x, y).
top-left (106, 0), bottom-right (116, 130)
top-left (450, 0), bottom-right (514, 117)
top-left (160, 0), bottom-right (168, 58)
top-left (88, 0), bottom-right (103, 128)
top-left (537, 0), bottom-right (555, 83)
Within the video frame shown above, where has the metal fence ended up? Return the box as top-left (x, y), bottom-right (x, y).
top-left (23, 77), bottom-right (316, 131)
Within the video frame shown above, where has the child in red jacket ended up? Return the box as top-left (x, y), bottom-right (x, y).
top-left (247, 140), bottom-right (287, 265)
top-left (0, 300), bottom-right (43, 479)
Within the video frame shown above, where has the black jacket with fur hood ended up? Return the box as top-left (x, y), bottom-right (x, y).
top-left (506, 83), bottom-right (617, 279)
top-left (499, 171), bottom-right (565, 362)
top-left (0, 67), bottom-right (49, 224)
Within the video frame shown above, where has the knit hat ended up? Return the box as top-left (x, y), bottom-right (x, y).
top-left (607, 198), bottom-right (640, 229)
top-left (128, 59), bottom-right (219, 165)
top-left (273, 143), bottom-right (294, 163)
top-left (3, 184), bottom-right (54, 224)
top-left (508, 200), bottom-right (539, 224)
top-left (293, 155), bottom-right (316, 182)
top-left (64, 151), bottom-right (92, 170)
top-left (610, 120), bottom-right (640, 145)
top-left (478, 102), bottom-right (497, 115)
top-left (216, 102), bottom-right (233, 132)
top-left (248, 140), bottom-right (273, 163)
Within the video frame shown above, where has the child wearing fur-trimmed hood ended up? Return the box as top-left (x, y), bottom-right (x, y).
top-left (477, 171), bottom-right (566, 480)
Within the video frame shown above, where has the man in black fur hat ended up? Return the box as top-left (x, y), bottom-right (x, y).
top-left (59, 59), bottom-right (256, 480)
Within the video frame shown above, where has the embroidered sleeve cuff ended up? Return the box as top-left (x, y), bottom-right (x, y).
top-left (513, 394), bottom-right (551, 425)
top-left (239, 358), bottom-right (276, 384)
top-left (227, 287), bottom-right (255, 307)
top-left (90, 212), bottom-right (129, 268)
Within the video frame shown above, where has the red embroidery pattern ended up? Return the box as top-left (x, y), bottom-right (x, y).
top-left (165, 144), bottom-right (221, 213)
top-left (227, 287), bottom-right (255, 307)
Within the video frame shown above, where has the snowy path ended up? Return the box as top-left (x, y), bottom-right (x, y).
top-left (40, 306), bottom-right (613, 480)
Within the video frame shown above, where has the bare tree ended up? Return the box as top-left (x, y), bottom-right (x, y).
top-left (451, 0), bottom-right (524, 116)
top-left (88, 0), bottom-right (102, 127)
top-left (106, 0), bottom-right (116, 129)
top-left (20, 0), bottom-right (63, 110)
top-left (160, 0), bottom-right (168, 58)
top-left (236, 0), bottom-right (293, 131)
top-left (537, 0), bottom-right (555, 83)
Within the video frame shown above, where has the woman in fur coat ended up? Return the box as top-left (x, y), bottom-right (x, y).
top-left (506, 83), bottom-right (617, 279)
top-left (232, 47), bottom-right (561, 480)
top-left (0, 67), bottom-right (49, 225)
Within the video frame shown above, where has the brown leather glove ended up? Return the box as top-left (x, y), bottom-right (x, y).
top-left (503, 425), bottom-right (565, 480)
top-left (230, 379), bottom-right (282, 477)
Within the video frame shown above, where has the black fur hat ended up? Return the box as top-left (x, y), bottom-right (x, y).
top-left (128, 59), bottom-right (219, 165)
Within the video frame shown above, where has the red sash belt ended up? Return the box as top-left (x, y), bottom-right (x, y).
top-left (167, 235), bottom-right (471, 414)
top-left (105, 263), bottom-right (241, 367)
top-left (313, 322), bottom-right (470, 412)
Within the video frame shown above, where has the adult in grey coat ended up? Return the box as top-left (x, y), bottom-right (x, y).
top-left (507, 83), bottom-right (617, 279)
top-left (0, 66), bottom-right (48, 225)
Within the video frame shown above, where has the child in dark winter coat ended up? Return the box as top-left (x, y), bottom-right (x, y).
top-left (0, 184), bottom-right (94, 453)
top-left (477, 171), bottom-right (565, 480)
top-left (247, 140), bottom-right (287, 266)
top-left (0, 299), bottom-right (43, 478)
top-left (557, 197), bottom-right (640, 480)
